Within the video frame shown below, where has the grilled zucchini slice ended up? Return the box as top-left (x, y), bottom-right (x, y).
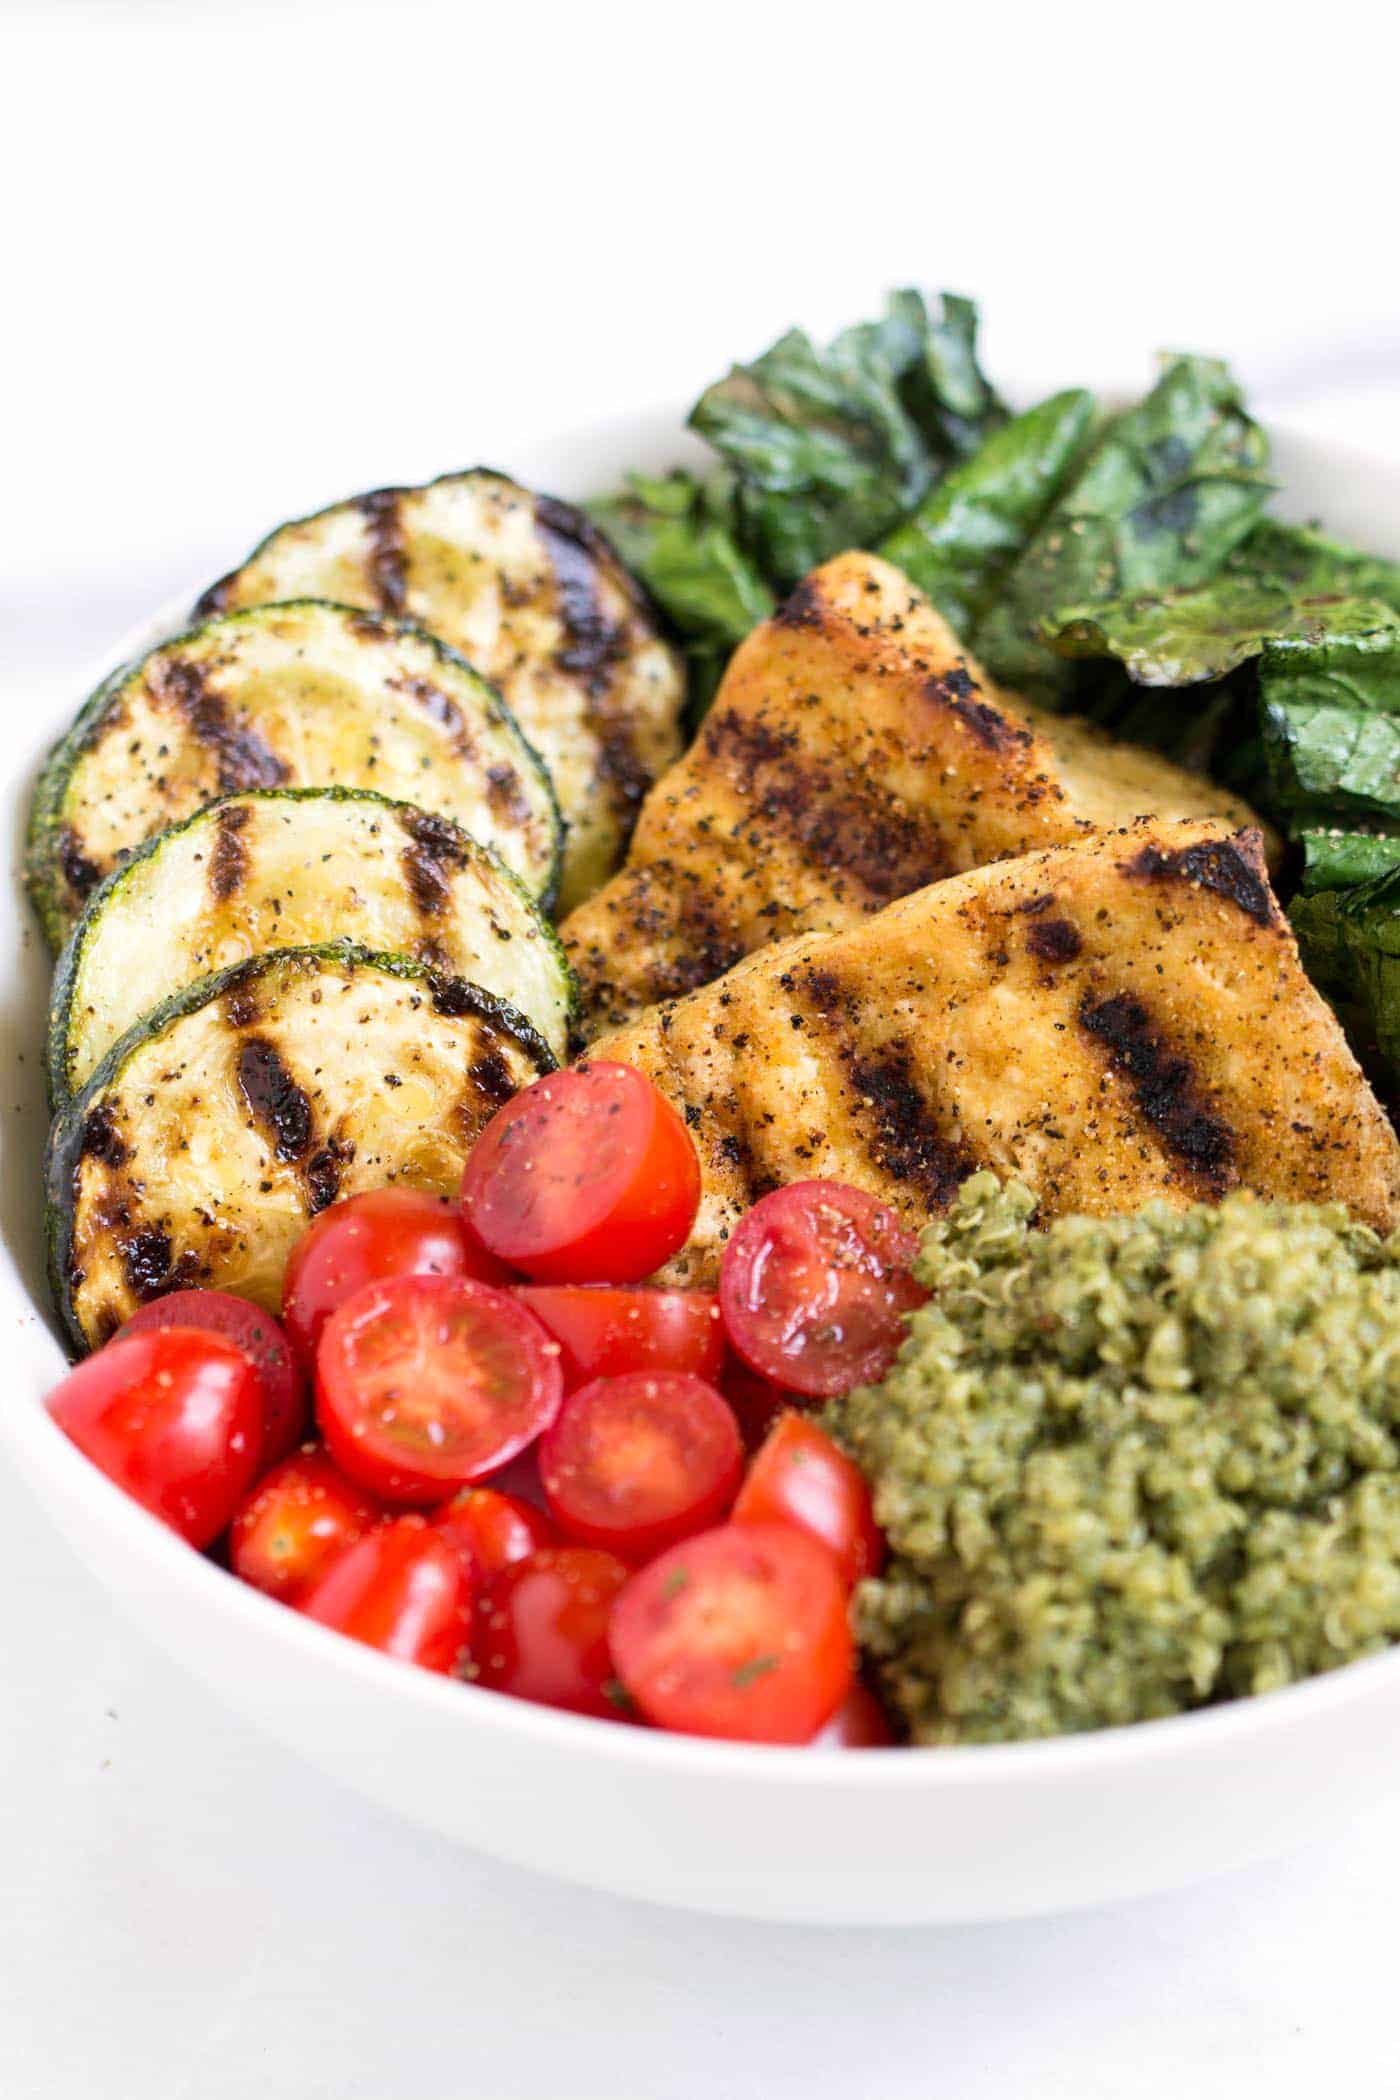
top-left (196, 469), bottom-right (686, 911)
top-left (47, 944), bottom-right (554, 1353)
top-left (26, 600), bottom-right (561, 948)
top-left (47, 787), bottom-right (575, 1104)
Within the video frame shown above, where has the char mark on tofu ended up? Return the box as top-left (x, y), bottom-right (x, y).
top-left (920, 666), bottom-right (1027, 755)
top-left (1124, 833), bottom-right (1277, 927)
top-left (1025, 915), bottom-right (1082, 964)
top-left (704, 706), bottom-right (950, 906)
top-left (1078, 991), bottom-right (1237, 1193)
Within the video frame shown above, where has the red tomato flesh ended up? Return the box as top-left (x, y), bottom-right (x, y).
top-left (300, 1515), bottom-right (472, 1672)
top-left (316, 1274), bottom-right (562, 1504)
top-left (539, 1372), bottom-right (743, 1562)
top-left (432, 1486), bottom-right (556, 1584)
top-left (48, 1329), bottom-right (262, 1548)
top-left (474, 1546), bottom-right (630, 1717)
top-left (515, 1285), bottom-right (724, 1390)
top-left (722, 1360), bottom-right (802, 1454)
top-left (719, 1179), bottom-right (924, 1398)
top-left (733, 1412), bottom-right (885, 1589)
top-left (120, 1288), bottom-right (307, 1468)
top-left (282, 1187), bottom-right (509, 1369)
top-left (230, 1447), bottom-right (381, 1602)
top-left (813, 1680), bottom-right (895, 1748)
top-left (609, 1521), bottom-right (853, 1743)
top-left (460, 1062), bottom-right (700, 1283)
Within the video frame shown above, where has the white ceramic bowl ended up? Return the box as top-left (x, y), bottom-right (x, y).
top-left (7, 409), bottom-right (1400, 1928)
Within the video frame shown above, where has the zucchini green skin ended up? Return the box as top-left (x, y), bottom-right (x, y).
top-left (195, 469), bottom-right (686, 913)
top-left (46, 785), bottom-right (578, 1108)
top-left (25, 598), bottom-right (565, 948)
top-left (47, 942), bottom-right (555, 1357)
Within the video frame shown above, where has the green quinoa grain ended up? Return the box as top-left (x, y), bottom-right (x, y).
top-left (830, 1173), bottom-right (1400, 1744)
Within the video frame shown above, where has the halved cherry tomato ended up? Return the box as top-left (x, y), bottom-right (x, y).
top-left (299, 1515), bottom-right (472, 1672)
top-left (610, 1522), bottom-right (853, 1743)
top-left (732, 1412), bottom-right (884, 1588)
top-left (539, 1372), bottom-right (743, 1562)
top-left (47, 1329), bottom-right (262, 1548)
top-left (719, 1180), bottom-right (924, 1398)
top-left (230, 1447), bottom-right (381, 1602)
top-left (813, 1680), bottom-right (895, 1748)
top-left (316, 1274), bottom-right (563, 1504)
top-left (515, 1285), bottom-right (724, 1390)
top-left (432, 1486), bottom-right (556, 1584)
top-left (473, 1546), bottom-right (630, 1717)
top-left (120, 1288), bottom-right (307, 1468)
top-left (282, 1188), bottom-right (510, 1368)
top-left (722, 1360), bottom-right (802, 1453)
top-left (460, 1062), bottom-right (700, 1284)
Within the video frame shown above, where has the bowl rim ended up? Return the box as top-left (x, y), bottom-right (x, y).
top-left (8, 399), bottom-right (1400, 1794)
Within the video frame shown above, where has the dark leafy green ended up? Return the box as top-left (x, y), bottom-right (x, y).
top-left (1262, 631), bottom-right (1400, 827)
top-left (688, 290), bottom-right (1006, 590)
top-left (1233, 520), bottom-right (1400, 612)
top-left (878, 389), bottom-right (1094, 634)
top-left (1044, 581), bottom-right (1397, 687)
top-left (586, 470), bottom-right (774, 710)
top-left (1291, 864), bottom-right (1400, 1084)
top-left (971, 355), bottom-right (1273, 703)
top-left (1299, 829), bottom-right (1400, 893)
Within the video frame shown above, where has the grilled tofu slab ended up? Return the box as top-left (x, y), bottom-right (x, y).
top-left (563, 551), bottom-right (1264, 1037)
top-left (197, 470), bottom-right (687, 910)
top-left (48, 788), bottom-right (575, 1104)
top-left (48, 945), bottom-right (553, 1352)
top-left (27, 601), bottom-right (561, 946)
top-left (591, 819), bottom-right (1400, 1284)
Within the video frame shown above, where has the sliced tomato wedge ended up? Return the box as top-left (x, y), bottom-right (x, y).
top-left (299, 1516), bottom-right (472, 1672)
top-left (47, 1329), bottom-right (262, 1549)
top-left (719, 1180), bottom-right (924, 1398)
top-left (539, 1372), bottom-right (742, 1562)
top-left (732, 1412), bottom-right (885, 1588)
top-left (460, 1062), bottom-right (700, 1283)
top-left (473, 1546), bottom-right (631, 1717)
top-left (282, 1187), bottom-right (510, 1368)
top-left (813, 1680), bottom-right (895, 1748)
top-left (515, 1285), bottom-right (724, 1390)
top-left (609, 1521), bottom-right (853, 1743)
top-left (120, 1288), bottom-right (307, 1468)
top-left (230, 1447), bottom-right (381, 1602)
top-left (431, 1486), bottom-right (556, 1584)
top-left (315, 1274), bottom-right (563, 1504)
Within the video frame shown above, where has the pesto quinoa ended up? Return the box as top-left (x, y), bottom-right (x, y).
top-left (832, 1174), bottom-right (1400, 1745)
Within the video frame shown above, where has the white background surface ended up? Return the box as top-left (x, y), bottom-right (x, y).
top-left (6, 5), bottom-right (1400, 2093)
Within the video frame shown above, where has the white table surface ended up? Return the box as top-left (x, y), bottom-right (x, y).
top-left (7, 6), bottom-right (1400, 2094)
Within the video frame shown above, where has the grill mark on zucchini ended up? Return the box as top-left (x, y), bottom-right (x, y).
top-left (387, 674), bottom-right (478, 761)
top-left (1078, 991), bottom-right (1237, 1192)
top-left (210, 802), bottom-right (252, 900)
top-left (237, 1037), bottom-right (314, 1162)
top-left (398, 806), bottom-right (467, 918)
top-left (360, 488), bottom-right (408, 613)
top-left (151, 656), bottom-right (290, 794)
top-left (59, 829), bottom-right (102, 911)
top-left (80, 1104), bottom-right (128, 1168)
top-left (536, 494), bottom-right (650, 830)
